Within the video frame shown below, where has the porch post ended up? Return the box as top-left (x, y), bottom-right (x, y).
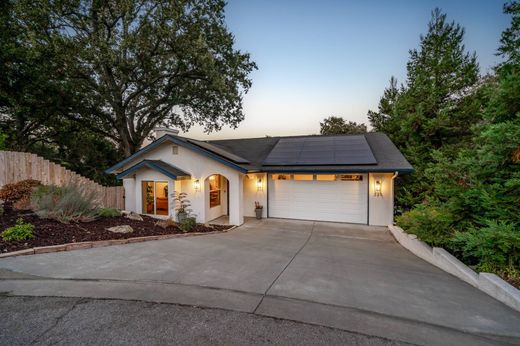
top-left (229, 173), bottom-right (244, 225)
top-left (123, 178), bottom-right (136, 212)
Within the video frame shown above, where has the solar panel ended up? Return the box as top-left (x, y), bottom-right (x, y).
top-left (262, 135), bottom-right (377, 166)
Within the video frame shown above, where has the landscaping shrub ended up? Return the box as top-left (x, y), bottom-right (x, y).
top-left (452, 221), bottom-right (520, 274)
top-left (31, 184), bottom-right (99, 223)
top-left (155, 218), bottom-right (176, 229)
top-left (396, 204), bottom-right (454, 247)
top-left (179, 217), bottom-right (196, 233)
top-left (2, 218), bottom-right (35, 241)
top-left (0, 179), bottom-right (41, 209)
top-left (96, 208), bottom-right (121, 218)
top-left (174, 192), bottom-right (193, 222)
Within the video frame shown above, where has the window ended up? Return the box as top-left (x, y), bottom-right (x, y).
top-left (272, 174), bottom-right (291, 180)
top-left (142, 181), bottom-right (154, 214)
top-left (293, 174), bottom-right (314, 181)
top-left (155, 182), bottom-right (169, 215)
top-left (209, 175), bottom-right (221, 208)
top-left (142, 181), bottom-right (169, 215)
top-left (338, 174), bottom-right (363, 181)
top-left (172, 145), bottom-right (179, 155)
top-left (316, 174), bottom-right (336, 181)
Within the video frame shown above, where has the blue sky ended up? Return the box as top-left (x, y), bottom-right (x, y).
top-left (182, 0), bottom-right (510, 140)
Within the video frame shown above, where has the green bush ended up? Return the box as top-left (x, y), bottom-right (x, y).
top-left (96, 208), bottom-right (121, 218)
top-left (2, 218), bottom-right (35, 241)
top-left (452, 221), bottom-right (520, 273)
top-left (396, 204), bottom-right (454, 247)
top-left (0, 131), bottom-right (7, 150)
top-left (179, 217), bottom-right (196, 233)
top-left (31, 184), bottom-right (98, 223)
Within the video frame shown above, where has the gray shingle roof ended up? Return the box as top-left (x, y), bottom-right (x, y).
top-left (187, 138), bottom-right (250, 164)
top-left (107, 132), bottom-right (413, 175)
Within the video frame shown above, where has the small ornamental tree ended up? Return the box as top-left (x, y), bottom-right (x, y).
top-left (174, 192), bottom-right (193, 222)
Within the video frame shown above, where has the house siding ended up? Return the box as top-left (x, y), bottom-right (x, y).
top-left (243, 173), bottom-right (267, 218)
top-left (117, 140), bottom-right (397, 226)
top-left (118, 142), bottom-right (244, 225)
top-left (368, 172), bottom-right (395, 226)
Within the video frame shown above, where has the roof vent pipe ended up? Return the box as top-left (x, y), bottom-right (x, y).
top-left (154, 127), bottom-right (179, 139)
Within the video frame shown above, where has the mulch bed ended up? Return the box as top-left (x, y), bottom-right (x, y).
top-left (0, 204), bottom-right (231, 253)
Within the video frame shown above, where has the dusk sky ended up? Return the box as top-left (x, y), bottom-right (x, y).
top-left (182, 0), bottom-right (510, 140)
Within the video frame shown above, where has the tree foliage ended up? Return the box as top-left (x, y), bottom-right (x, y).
top-left (369, 8), bottom-right (481, 208)
top-left (0, 0), bottom-right (256, 185)
top-left (389, 4), bottom-right (520, 284)
top-left (0, 0), bottom-right (72, 151)
top-left (320, 116), bottom-right (367, 135)
top-left (13, 0), bottom-right (255, 157)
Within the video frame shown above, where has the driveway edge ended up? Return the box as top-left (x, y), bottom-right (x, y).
top-left (0, 225), bottom-right (238, 259)
top-left (256, 295), bottom-right (515, 346)
top-left (388, 224), bottom-right (520, 313)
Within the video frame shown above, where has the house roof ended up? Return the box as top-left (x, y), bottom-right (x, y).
top-left (106, 132), bottom-right (413, 175)
top-left (105, 135), bottom-right (249, 174)
top-left (116, 160), bottom-right (191, 180)
top-left (209, 132), bottom-right (413, 173)
top-left (187, 138), bottom-right (250, 164)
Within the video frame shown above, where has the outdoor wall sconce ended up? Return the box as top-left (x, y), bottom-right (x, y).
top-left (257, 178), bottom-right (263, 191)
top-left (193, 179), bottom-right (201, 192)
top-left (374, 177), bottom-right (383, 197)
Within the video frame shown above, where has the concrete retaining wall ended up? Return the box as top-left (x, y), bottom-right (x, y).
top-left (388, 224), bottom-right (520, 312)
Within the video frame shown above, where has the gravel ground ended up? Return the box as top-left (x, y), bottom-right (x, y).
top-left (0, 296), bottom-right (411, 346)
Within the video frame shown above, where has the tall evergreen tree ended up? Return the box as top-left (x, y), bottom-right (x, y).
top-left (367, 76), bottom-right (400, 132)
top-left (369, 9), bottom-right (481, 208)
top-left (398, 2), bottom-right (520, 284)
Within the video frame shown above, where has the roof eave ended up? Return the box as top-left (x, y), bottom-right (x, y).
top-left (115, 160), bottom-right (191, 180)
top-left (256, 167), bottom-right (414, 174)
top-left (106, 135), bottom-right (248, 174)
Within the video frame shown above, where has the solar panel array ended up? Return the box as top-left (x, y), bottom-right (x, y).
top-left (262, 135), bottom-right (377, 166)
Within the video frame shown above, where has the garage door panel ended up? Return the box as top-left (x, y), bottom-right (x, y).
top-left (268, 175), bottom-right (368, 224)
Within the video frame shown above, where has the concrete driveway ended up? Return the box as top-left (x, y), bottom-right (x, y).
top-left (0, 219), bottom-right (519, 345)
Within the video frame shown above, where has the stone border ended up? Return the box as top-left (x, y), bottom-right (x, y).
top-left (0, 225), bottom-right (237, 260)
top-left (388, 224), bottom-right (520, 312)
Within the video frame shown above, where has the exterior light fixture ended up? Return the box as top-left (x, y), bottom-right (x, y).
top-left (193, 179), bottom-right (201, 192)
top-left (374, 177), bottom-right (383, 197)
top-left (257, 178), bottom-right (263, 191)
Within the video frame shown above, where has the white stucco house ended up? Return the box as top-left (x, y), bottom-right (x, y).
top-left (105, 128), bottom-right (412, 226)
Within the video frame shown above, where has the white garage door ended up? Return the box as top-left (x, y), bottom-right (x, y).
top-left (268, 174), bottom-right (368, 224)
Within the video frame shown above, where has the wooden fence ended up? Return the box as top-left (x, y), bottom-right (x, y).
top-left (0, 151), bottom-right (124, 209)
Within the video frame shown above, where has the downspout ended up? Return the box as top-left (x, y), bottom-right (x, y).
top-left (366, 173), bottom-right (370, 225)
top-left (391, 171), bottom-right (399, 224)
top-left (266, 173), bottom-right (269, 218)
